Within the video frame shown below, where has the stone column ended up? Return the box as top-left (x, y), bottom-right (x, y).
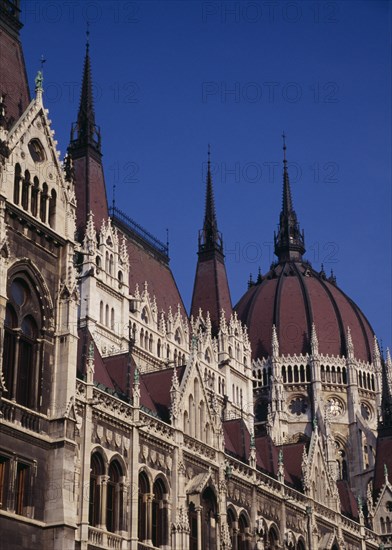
top-left (196, 505), bottom-right (203, 550)
top-left (99, 475), bottom-right (109, 530)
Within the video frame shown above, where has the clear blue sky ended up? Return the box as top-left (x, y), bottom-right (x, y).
top-left (21, 0), bottom-right (391, 351)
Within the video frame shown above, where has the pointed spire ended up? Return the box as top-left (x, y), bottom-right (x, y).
top-left (191, 147), bottom-right (232, 334)
top-left (274, 133), bottom-right (305, 263)
top-left (198, 145), bottom-right (223, 254)
top-left (70, 33), bottom-right (101, 152)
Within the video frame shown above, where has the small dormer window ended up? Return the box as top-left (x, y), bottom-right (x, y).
top-left (28, 139), bottom-right (46, 163)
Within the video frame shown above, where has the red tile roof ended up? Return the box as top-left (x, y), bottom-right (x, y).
top-left (373, 432), bottom-right (392, 496)
top-left (125, 236), bottom-right (187, 317)
top-left (236, 261), bottom-right (374, 362)
top-left (0, 23), bottom-right (30, 127)
top-left (191, 256), bottom-right (232, 334)
top-left (337, 480), bottom-right (359, 520)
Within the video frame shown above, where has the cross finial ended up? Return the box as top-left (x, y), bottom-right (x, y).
top-left (207, 143), bottom-right (211, 168)
top-left (40, 54), bottom-right (46, 70)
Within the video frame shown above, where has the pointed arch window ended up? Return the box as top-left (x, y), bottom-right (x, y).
top-left (201, 487), bottom-right (218, 550)
top-left (107, 460), bottom-right (123, 533)
top-left (31, 177), bottom-right (39, 217)
top-left (49, 189), bottom-right (56, 228)
top-left (21, 170), bottom-right (30, 211)
top-left (138, 472), bottom-right (150, 542)
top-left (14, 164), bottom-right (21, 204)
top-left (238, 513), bottom-right (250, 550)
top-left (89, 452), bottom-right (104, 527)
top-left (40, 183), bottom-right (48, 223)
top-left (2, 275), bottom-right (43, 410)
top-left (152, 478), bottom-right (168, 547)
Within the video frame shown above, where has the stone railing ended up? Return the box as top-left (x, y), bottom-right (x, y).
top-left (138, 543), bottom-right (161, 550)
top-left (0, 398), bottom-right (48, 434)
top-left (88, 526), bottom-right (123, 549)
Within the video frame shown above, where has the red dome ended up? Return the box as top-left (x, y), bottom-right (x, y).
top-left (235, 261), bottom-right (374, 363)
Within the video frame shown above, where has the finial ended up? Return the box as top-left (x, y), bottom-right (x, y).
top-left (207, 143), bottom-right (211, 167)
top-left (40, 54), bottom-right (46, 70)
top-left (282, 131), bottom-right (287, 164)
top-left (384, 463), bottom-right (389, 482)
top-left (250, 432), bottom-right (255, 449)
top-left (166, 228), bottom-right (169, 252)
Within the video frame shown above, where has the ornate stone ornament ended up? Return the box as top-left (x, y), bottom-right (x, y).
top-left (289, 396), bottom-right (308, 416)
top-left (326, 397), bottom-right (344, 417)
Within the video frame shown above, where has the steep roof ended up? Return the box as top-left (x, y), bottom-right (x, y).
top-left (337, 480), bottom-right (359, 520)
top-left (0, 1), bottom-right (30, 127)
top-left (77, 327), bottom-right (187, 420)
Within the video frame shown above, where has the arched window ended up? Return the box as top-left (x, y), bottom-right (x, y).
top-left (107, 460), bottom-right (123, 533)
top-left (31, 177), bottom-right (39, 217)
top-left (21, 170), bottom-right (30, 210)
top-left (89, 452), bottom-right (104, 527)
top-left (288, 365), bottom-right (293, 383)
top-left (14, 164), bottom-right (21, 204)
top-left (174, 328), bottom-right (181, 344)
top-left (238, 513), bottom-right (250, 550)
top-left (157, 339), bottom-right (161, 357)
top-left (201, 487), bottom-right (218, 550)
top-left (99, 301), bottom-right (103, 324)
top-left (152, 478), bottom-right (168, 547)
top-left (105, 304), bottom-right (109, 327)
top-left (40, 183), bottom-right (48, 223)
top-left (189, 502), bottom-right (198, 550)
top-left (110, 308), bottom-right (115, 331)
top-left (138, 472), bottom-right (150, 542)
top-left (140, 328), bottom-right (144, 348)
top-left (109, 254), bottom-right (114, 276)
top-left (268, 526), bottom-right (279, 549)
top-left (227, 508), bottom-right (237, 548)
top-left (2, 275), bottom-right (42, 410)
top-left (49, 189), bottom-right (56, 228)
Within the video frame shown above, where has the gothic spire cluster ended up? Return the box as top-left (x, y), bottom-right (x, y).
top-left (274, 133), bottom-right (305, 262)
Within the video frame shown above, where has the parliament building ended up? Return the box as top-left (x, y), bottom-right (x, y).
top-left (0, 1), bottom-right (391, 549)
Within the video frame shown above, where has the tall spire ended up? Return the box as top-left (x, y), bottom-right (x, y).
top-left (198, 145), bottom-right (223, 255)
top-left (274, 133), bottom-right (305, 262)
top-left (68, 30), bottom-right (108, 239)
top-left (191, 147), bottom-right (232, 335)
top-left (70, 26), bottom-right (101, 152)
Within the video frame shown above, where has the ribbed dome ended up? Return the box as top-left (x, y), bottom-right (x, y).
top-left (235, 261), bottom-right (374, 363)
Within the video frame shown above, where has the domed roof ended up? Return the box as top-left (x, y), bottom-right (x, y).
top-left (235, 135), bottom-right (375, 364)
top-left (235, 261), bottom-right (374, 363)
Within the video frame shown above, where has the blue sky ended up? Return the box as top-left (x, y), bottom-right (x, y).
top-left (21, 0), bottom-right (391, 350)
